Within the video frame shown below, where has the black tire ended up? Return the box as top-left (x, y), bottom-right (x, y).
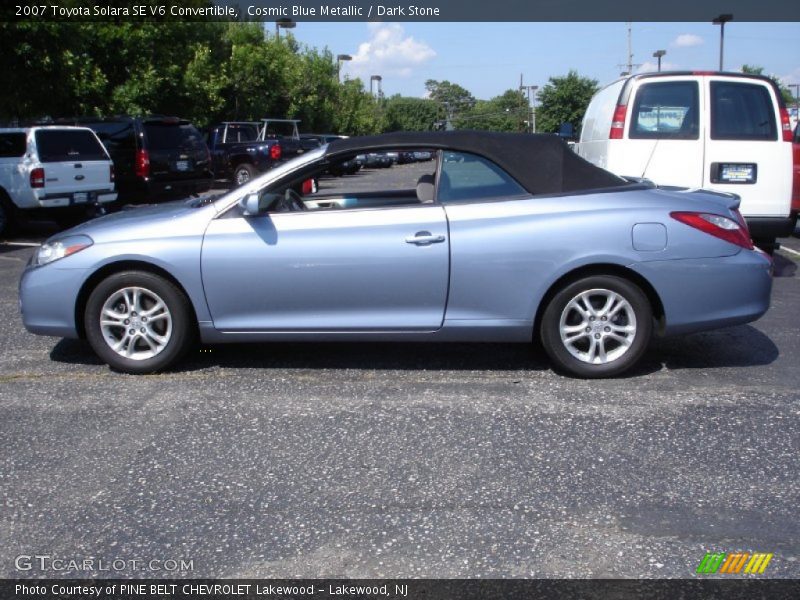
top-left (84, 271), bottom-right (195, 374)
top-left (233, 163), bottom-right (257, 187)
top-left (0, 193), bottom-right (16, 238)
top-left (540, 275), bottom-right (652, 378)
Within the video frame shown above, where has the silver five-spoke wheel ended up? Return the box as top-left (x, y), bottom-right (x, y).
top-left (85, 271), bottom-right (193, 374)
top-left (541, 275), bottom-right (652, 378)
top-left (100, 287), bottom-right (173, 360)
top-left (559, 289), bottom-right (637, 365)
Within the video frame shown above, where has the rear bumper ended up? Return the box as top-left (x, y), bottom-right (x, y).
top-left (13, 189), bottom-right (117, 210)
top-left (631, 249), bottom-right (773, 337)
top-left (745, 216), bottom-right (795, 240)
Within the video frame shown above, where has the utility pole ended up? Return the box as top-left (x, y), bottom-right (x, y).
top-left (617, 22), bottom-right (641, 76)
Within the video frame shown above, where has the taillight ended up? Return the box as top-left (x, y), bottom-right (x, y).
top-left (269, 144), bottom-right (282, 161)
top-left (609, 104), bottom-right (627, 139)
top-left (30, 167), bottom-right (45, 188)
top-left (109, 164), bottom-right (115, 183)
top-left (671, 211), bottom-right (754, 250)
top-left (135, 149), bottom-right (150, 178)
top-left (779, 107), bottom-right (792, 142)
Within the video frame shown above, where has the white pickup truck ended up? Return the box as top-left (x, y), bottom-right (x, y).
top-left (0, 126), bottom-right (117, 236)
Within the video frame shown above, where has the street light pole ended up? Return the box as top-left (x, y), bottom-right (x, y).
top-left (652, 50), bottom-right (666, 72)
top-left (275, 18), bottom-right (295, 40)
top-left (712, 14), bottom-right (733, 71)
top-left (336, 54), bottom-right (352, 83)
top-left (370, 75), bottom-right (383, 100)
top-left (520, 85), bottom-right (538, 133)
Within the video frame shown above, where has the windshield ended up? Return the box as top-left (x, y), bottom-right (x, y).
top-left (144, 122), bottom-right (206, 152)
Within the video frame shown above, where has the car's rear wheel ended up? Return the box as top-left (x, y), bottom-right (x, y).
top-left (84, 271), bottom-right (194, 374)
top-left (540, 275), bottom-right (652, 378)
top-left (233, 163), bottom-right (257, 186)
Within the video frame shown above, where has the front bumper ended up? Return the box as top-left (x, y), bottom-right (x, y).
top-left (19, 263), bottom-right (86, 338)
top-left (632, 249), bottom-right (773, 337)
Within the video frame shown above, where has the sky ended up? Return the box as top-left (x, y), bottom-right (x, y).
top-left (287, 22), bottom-right (800, 100)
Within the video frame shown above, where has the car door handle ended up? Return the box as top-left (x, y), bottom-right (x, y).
top-left (405, 232), bottom-right (446, 245)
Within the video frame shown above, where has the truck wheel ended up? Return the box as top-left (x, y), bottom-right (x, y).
top-left (0, 194), bottom-right (16, 238)
top-left (233, 163), bottom-right (257, 187)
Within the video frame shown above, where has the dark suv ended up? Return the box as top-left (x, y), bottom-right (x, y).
top-left (59, 116), bottom-right (213, 202)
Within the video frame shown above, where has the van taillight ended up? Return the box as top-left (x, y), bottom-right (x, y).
top-left (30, 167), bottom-right (45, 188)
top-left (110, 164), bottom-right (115, 183)
top-left (270, 144), bottom-right (282, 161)
top-left (779, 107), bottom-right (792, 142)
top-left (609, 104), bottom-right (627, 139)
top-left (135, 149), bottom-right (150, 178)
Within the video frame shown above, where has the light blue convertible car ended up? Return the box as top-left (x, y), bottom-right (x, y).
top-left (19, 132), bottom-right (772, 377)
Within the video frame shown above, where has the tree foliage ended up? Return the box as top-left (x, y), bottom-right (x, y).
top-left (535, 70), bottom-right (599, 136)
top-left (741, 64), bottom-right (795, 105)
top-left (0, 19), bottom-right (604, 138)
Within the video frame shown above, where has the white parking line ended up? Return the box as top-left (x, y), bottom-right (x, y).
top-left (0, 242), bottom-right (40, 247)
top-left (780, 245), bottom-right (800, 257)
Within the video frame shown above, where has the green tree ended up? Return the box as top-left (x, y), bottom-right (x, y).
top-left (742, 64), bottom-right (795, 105)
top-left (382, 95), bottom-right (439, 132)
top-left (424, 79), bottom-right (475, 127)
top-left (535, 70), bottom-right (599, 136)
top-left (460, 89), bottom-right (527, 132)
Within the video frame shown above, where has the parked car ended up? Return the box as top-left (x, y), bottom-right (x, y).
top-left (57, 116), bottom-right (213, 202)
top-left (301, 134), bottom-right (361, 176)
top-left (19, 132), bottom-right (771, 378)
top-left (575, 71), bottom-right (795, 253)
top-left (0, 126), bottom-right (116, 235)
top-left (207, 119), bottom-right (304, 186)
top-left (363, 152), bottom-right (393, 168)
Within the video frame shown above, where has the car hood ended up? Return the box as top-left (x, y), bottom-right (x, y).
top-left (60, 199), bottom-right (215, 244)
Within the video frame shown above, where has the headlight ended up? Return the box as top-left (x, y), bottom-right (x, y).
top-left (34, 235), bottom-right (93, 267)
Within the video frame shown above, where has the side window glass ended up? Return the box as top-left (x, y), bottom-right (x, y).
top-left (711, 81), bottom-right (777, 141)
top-left (438, 152), bottom-right (526, 203)
top-left (630, 81), bottom-right (699, 139)
top-left (0, 133), bottom-right (26, 157)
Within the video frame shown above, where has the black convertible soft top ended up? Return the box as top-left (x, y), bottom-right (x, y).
top-left (325, 131), bottom-right (626, 195)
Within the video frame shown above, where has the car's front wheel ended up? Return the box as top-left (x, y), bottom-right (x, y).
top-left (540, 275), bottom-right (652, 378)
top-left (84, 271), bottom-right (194, 374)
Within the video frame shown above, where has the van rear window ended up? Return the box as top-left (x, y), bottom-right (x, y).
top-left (34, 129), bottom-right (108, 162)
top-left (711, 81), bottom-right (777, 141)
top-left (630, 81), bottom-right (699, 140)
top-left (0, 133), bottom-right (26, 158)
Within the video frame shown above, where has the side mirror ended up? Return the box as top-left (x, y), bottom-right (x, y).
top-left (239, 192), bottom-right (280, 216)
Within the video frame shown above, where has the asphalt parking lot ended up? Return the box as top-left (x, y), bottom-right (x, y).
top-left (0, 166), bottom-right (799, 579)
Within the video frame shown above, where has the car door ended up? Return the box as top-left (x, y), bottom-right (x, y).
top-left (618, 77), bottom-right (704, 187)
top-left (201, 204), bottom-right (450, 332)
top-left (702, 76), bottom-right (792, 219)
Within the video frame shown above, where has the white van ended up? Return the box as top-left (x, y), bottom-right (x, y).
top-left (575, 71), bottom-right (796, 252)
top-left (0, 126), bottom-right (117, 236)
